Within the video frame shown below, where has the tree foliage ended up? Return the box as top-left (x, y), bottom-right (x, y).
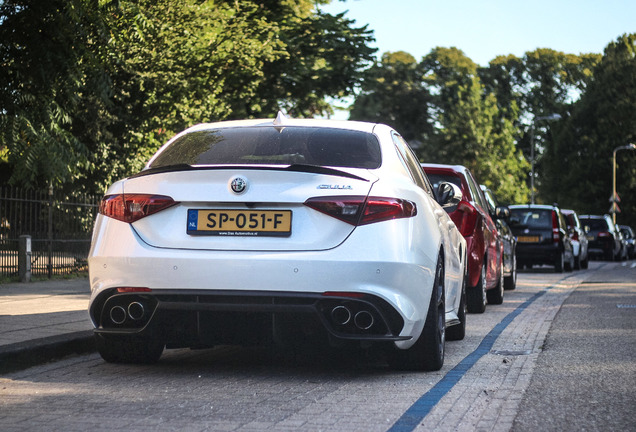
top-left (351, 47), bottom-right (529, 204)
top-left (350, 51), bottom-right (433, 145)
top-left (479, 49), bottom-right (601, 203)
top-left (0, 0), bottom-right (375, 194)
top-left (546, 34), bottom-right (636, 227)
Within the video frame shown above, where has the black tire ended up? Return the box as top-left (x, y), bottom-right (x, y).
top-left (447, 267), bottom-right (467, 341)
top-left (486, 263), bottom-right (504, 305)
top-left (388, 255), bottom-right (445, 371)
top-left (467, 261), bottom-right (487, 313)
top-left (554, 251), bottom-right (564, 273)
top-left (95, 333), bottom-right (164, 364)
top-left (504, 254), bottom-right (517, 290)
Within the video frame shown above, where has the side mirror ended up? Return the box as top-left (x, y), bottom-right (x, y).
top-left (495, 206), bottom-right (510, 220)
top-left (437, 182), bottom-right (462, 208)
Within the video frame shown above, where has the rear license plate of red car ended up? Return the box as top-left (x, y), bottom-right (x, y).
top-left (517, 235), bottom-right (540, 243)
top-left (187, 209), bottom-right (292, 237)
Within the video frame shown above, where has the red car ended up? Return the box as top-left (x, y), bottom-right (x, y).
top-left (422, 164), bottom-right (504, 313)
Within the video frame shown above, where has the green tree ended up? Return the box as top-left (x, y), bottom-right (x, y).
top-left (350, 47), bottom-right (529, 204)
top-left (479, 49), bottom-right (601, 203)
top-left (420, 48), bottom-right (529, 204)
top-left (0, 0), bottom-right (376, 194)
top-left (228, 6), bottom-right (376, 118)
top-left (549, 34), bottom-right (636, 227)
top-left (349, 51), bottom-right (433, 145)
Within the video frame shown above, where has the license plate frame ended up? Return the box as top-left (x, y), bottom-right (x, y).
top-left (187, 209), bottom-right (292, 237)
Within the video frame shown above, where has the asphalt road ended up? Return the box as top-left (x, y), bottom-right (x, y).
top-left (1, 260), bottom-right (634, 431)
top-left (512, 261), bottom-right (636, 432)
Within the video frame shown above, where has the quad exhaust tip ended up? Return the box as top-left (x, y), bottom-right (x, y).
top-left (127, 302), bottom-right (145, 321)
top-left (331, 306), bottom-right (351, 326)
top-left (331, 306), bottom-right (375, 330)
top-left (354, 310), bottom-right (374, 330)
top-left (109, 305), bottom-right (127, 325)
top-left (109, 302), bottom-right (146, 324)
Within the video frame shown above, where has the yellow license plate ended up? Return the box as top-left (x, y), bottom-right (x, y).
top-left (518, 235), bottom-right (540, 243)
top-left (187, 209), bottom-right (292, 236)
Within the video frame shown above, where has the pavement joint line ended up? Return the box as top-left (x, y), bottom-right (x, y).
top-left (387, 274), bottom-right (577, 432)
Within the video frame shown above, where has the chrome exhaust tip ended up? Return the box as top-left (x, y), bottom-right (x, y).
top-left (109, 305), bottom-right (127, 325)
top-left (354, 311), bottom-right (374, 330)
top-left (127, 302), bottom-right (145, 321)
top-left (331, 305), bottom-right (352, 326)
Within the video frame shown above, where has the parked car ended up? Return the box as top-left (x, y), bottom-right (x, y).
top-left (562, 209), bottom-right (589, 269)
top-left (508, 204), bottom-right (575, 272)
top-left (88, 114), bottom-right (468, 371)
top-left (579, 214), bottom-right (622, 261)
top-left (421, 164), bottom-right (504, 313)
top-left (618, 225), bottom-right (635, 259)
top-left (480, 186), bottom-right (517, 290)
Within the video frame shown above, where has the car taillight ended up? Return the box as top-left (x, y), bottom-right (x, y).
top-left (304, 196), bottom-right (417, 226)
top-left (552, 211), bottom-right (560, 245)
top-left (598, 231), bottom-right (611, 238)
top-left (99, 194), bottom-right (177, 223)
top-left (452, 200), bottom-right (479, 237)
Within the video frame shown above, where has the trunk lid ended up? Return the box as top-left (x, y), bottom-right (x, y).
top-left (121, 167), bottom-right (377, 251)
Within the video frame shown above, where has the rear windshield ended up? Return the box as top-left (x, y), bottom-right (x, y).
top-left (149, 126), bottom-right (382, 169)
top-left (509, 209), bottom-right (553, 229)
top-left (580, 218), bottom-right (608, 232)
top-left (426, 173), bottom-right (462, 190)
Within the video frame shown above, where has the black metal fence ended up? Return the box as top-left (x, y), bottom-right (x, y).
top-left (0, 186), bottom-right (100, 279)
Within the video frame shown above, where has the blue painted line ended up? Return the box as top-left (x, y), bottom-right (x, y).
top-left (388, 290), bottom-right (547, 432)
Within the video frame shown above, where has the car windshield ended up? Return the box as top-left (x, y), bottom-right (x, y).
top-left (509, 209), bottom-right (552, 229)
top-left (426, 173), bottom-right (462, 190)
top-left (149, 126), bottom-right (382, 169)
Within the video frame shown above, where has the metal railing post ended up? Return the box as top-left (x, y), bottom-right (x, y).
top-left (19, 235), bottom-right (32, 283)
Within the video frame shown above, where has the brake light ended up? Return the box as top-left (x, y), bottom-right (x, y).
top-left (552, 211), bottom-right (560, 245)
top-left (99, 194), bottom-right (177, 223)
top-left (361, 197), bottom-right (417, 225)
top-left (304, 196), bottom-right (417, 226)
top-left (452, 200), bottom-right (479, 237)
top-left (598, 231), bottom-right (611, 237)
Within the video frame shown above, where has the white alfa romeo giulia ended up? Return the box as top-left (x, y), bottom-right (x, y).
top-left (88, 113), bottom-right (467, 371)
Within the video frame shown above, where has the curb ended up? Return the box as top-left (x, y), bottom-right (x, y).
top-left (0, 331), bottom-right (95, 374)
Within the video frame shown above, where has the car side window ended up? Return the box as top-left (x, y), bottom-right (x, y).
top-left (558, 211), bottom-right (568, 231)
top-left (482, 189), bottom-right (497, 214)
top-left (392, 132), bottom-right (432, 194)
top-left (466, 171), bottom-right (486, 209)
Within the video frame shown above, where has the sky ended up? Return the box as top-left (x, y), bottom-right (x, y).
top-left (318, 0), bottom-right (635, 66)
top-left (317, 0), bottom-right (635, 118)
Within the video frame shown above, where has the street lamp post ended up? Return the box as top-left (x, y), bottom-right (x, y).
top-left (530, 113), bottom-right (561, 204)
top-left (611, 143), bottom-right (636, 224)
